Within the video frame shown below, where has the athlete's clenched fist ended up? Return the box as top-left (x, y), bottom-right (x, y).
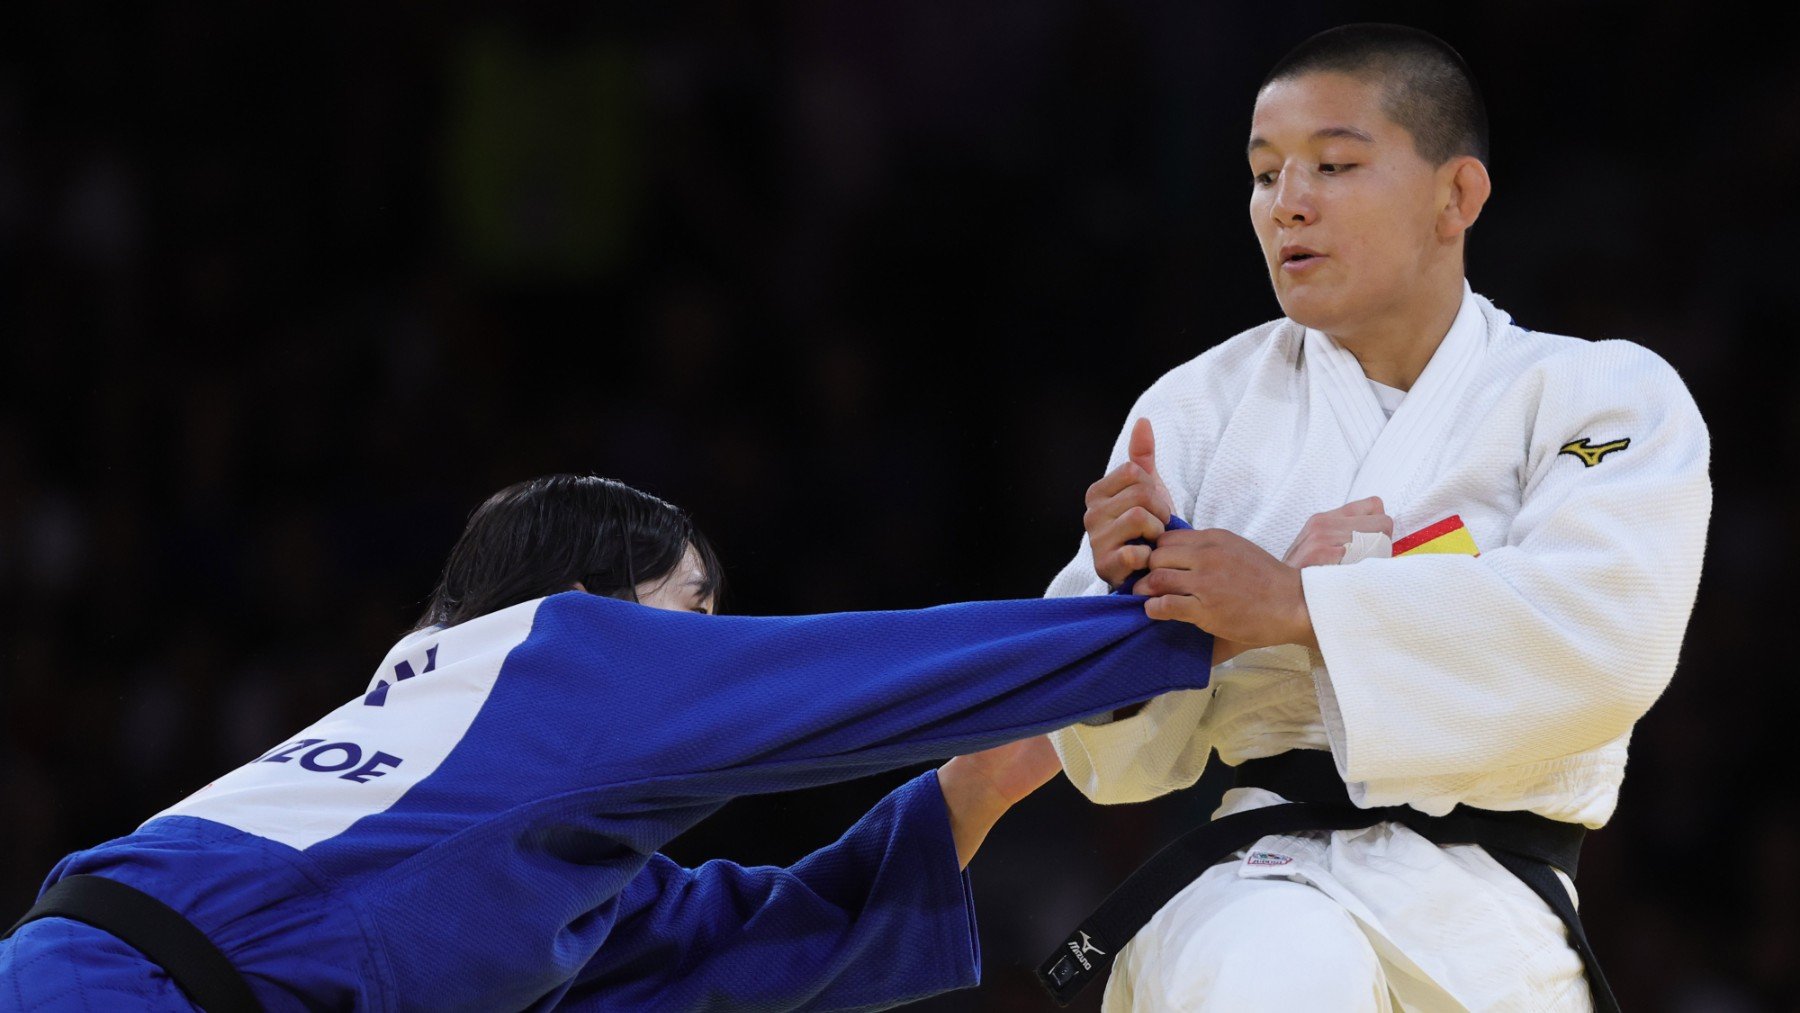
top-left (1135, 527), bottom-right (1318, 651)
top-left (1282, 496), bottom-right (1394, 568)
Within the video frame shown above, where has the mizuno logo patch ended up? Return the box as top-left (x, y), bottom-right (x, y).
top-left (1559, 437), bottom-right (1630, 467)
top-left (1063, 931), bottom-right (1106, 971)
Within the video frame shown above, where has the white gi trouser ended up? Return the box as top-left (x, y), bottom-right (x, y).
top-left (1102, 788), bottom-right (1593, 1012)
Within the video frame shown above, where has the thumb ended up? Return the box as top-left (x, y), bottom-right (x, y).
top-left (1129, 417), bottom-right (1159, 479)
top-left (1129, 417), bottom-right (1174, 516)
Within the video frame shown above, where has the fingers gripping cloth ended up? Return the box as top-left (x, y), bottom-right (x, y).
top-left (1120, 515), bottom-right (1386, 597)
top-left (1340, 528), bottom-right (1393, 565)
top-left (1117, 515), bottom-right (1193, 595)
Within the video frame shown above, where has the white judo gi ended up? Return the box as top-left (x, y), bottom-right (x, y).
top-left (1048, 283), bottom-right (1711, 1011)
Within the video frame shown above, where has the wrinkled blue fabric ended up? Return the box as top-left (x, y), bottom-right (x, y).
top-left (4, 592), bottom-right (1210, 1011)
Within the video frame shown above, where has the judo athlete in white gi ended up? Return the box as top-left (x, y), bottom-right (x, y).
top-left (1043, 24), bottom-right (1711, 1012)
top-left (2, 475), bottom-right (1216, 1012)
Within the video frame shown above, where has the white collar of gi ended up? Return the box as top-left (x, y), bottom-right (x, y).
top-left (377, 623), bottom-right (444, 668)
top-left (1302, 280), bottom-right (1490, 507)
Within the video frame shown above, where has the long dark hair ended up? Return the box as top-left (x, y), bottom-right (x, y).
top-left (413, 475), bottom-right (723, 630)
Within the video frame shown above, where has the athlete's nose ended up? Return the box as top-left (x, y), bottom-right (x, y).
top-left (1270, 167), bottom-right (1314, 227)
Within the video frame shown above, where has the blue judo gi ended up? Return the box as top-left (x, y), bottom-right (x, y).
top-left (1, 591), bottom-right (1210, 1011)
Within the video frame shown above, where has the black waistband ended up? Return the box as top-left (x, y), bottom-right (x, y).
top-left (1035, 750), bottom-right (1616, 1011)
top-left (1233, 750), bottom-right (1586, 877)
top-left (5, 874), bottom-right (263, 1013)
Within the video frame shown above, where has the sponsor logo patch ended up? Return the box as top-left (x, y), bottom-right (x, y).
top-left (1245, 850), bottom-right (1294, 867)
top-left (1063, 930), bottom-right (1106, 971)
top-left (1558, 436), bottom-right (1630, 468)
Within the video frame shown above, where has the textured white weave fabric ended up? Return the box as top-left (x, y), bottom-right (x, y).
top-left (1045, 285), bottom-right (1710, 1009)
top-left (1048, 285), bottom-right (1710, 826)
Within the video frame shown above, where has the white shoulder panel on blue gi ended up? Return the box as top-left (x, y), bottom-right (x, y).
top-left (150, 598), bottom-right (543, 851)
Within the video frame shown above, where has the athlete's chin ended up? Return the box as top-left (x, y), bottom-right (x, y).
top-left (1272, 284), bottom-right (1347, 332)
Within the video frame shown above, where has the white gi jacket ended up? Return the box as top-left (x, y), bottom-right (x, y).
top-left (1049, 284), bottom-right (1711, 1010)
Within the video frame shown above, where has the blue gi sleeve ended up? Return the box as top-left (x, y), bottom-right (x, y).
top-left (510, 591), bottom-right (1214, 799)
top-left (305, 591), bottom-right (1212, 1012)
top-left (557, 771), bottom-right (978, 1012)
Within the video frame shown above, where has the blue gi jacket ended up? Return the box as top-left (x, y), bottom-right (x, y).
top-left (6, 592), bottom-right (1210, 1011)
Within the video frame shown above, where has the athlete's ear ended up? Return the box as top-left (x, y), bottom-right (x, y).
top-left (572, 580), bottom-right (588, 593)
top-left (1437, 156), bottom-right (1491, 241)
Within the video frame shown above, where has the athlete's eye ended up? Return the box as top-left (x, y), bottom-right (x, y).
top-left (1252, 171), bottom-right (1276, 188)
top-left (1319, 163), bottom-right (1355, 175)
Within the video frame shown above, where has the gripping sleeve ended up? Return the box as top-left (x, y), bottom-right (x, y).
top-left (1043, 376), bottom-right (1213, 601)
top-left (1045, 377), bottom-right (1223, 804)
top-left (511, 592), bottom-right (1212, 800)
top-left (559, 771), bottom-right (978, 1012)
top-left (1303, 343), bottom-right (1712, 790)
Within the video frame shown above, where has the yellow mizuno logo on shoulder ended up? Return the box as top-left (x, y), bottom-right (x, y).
top-left (1558, 437), bottom-right (1630, 467)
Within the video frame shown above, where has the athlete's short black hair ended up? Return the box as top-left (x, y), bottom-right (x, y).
top-left (415, 474), bottom-right (723, 630)
top-left (1262, 24), bottom-right (1488, 166)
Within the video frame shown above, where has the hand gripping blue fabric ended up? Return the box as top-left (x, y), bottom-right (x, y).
top-left (1116, 514), bottom-right (1193, 595)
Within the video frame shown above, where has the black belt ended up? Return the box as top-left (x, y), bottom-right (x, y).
top-left (4, 874), bottom-right (263, 1013)
top-left (1036, 750), bottom-right (1618, 1011)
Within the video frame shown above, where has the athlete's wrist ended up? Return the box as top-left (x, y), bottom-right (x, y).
top-left (936, 735), bottom-right (1061, 868)
top-left (935, 757), bottom-right (1011, 870)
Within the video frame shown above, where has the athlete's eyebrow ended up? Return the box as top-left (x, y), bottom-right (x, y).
top-left (1247, 126), bottom-right (1377, 158)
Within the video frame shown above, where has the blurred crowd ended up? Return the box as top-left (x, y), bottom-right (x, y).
top-left (3, 2), bottom-right (1796, 1009)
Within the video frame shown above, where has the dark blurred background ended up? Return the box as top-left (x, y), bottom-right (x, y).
top-left (3, 1), bottom-right (1794, 1009)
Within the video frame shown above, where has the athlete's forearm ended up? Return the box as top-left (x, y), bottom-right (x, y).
top-left (935, 735), bottom-right (1060, 868)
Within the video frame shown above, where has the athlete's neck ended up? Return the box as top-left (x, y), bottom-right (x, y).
top-left (1325, 275), bottom-right (1466, 391)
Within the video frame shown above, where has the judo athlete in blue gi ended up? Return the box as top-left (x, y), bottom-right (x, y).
top-left (2, 475), bottom-right (1214, 1012)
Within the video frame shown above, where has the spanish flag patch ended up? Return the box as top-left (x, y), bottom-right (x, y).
top-left (1392, 514), bottom-right (1480, 557)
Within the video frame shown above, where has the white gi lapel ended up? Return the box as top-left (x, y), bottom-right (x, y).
top-left (1304, 324), bottom-right (1387, 465)
top-left (1344, 282), bottom-right (1488, 507)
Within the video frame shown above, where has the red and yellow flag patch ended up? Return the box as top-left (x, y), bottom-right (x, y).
top-left (1392, 514), bottom-right (1480, 557)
